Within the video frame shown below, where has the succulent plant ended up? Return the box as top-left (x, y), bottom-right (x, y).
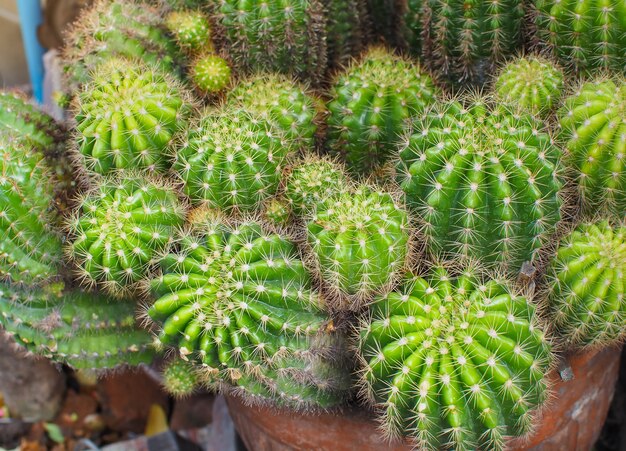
top-left (73, 58), bottom-right (191, 176)
top-left (396, 0), bottom-right (424, 55)
top-left (325, 0), bottom-right (368, 69)
top-left (397, 99), bottom-right (563, 273)
top-left (165, 10), bottom-right (213, 54)
top-left (174, 110), bottom-right (290, 213)
top-left (148, 216), bottom-right (345, 408)
top-left (162, 357), bottom-right (200, 397)
top-left (263, 198), bottom-right (293, 227)
top-left (327, 47), bottom-right (437, 175)
top-left (67, 174), bottom-right (186, 296)
top-left (0, 91), bottom-right (62, 148)
top-left (191, 54), bottom-right (232, 94)
top-left (534, 0), bottom-right (626, 75)
top-left (494, 56), bottom-right (564, 117)
top-left (558, 77), bottom-right (626, 216)
top-left (0, 284), bottom-right (155, 369)
top-left (306, 187), bottom-right (410, 301)
top-left (357, 266), bottom-right (552, 450)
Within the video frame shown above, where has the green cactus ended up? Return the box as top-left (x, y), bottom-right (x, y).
top-left (0, 284), bottom-right (155, 369)
top-left (67, 174), bottom-right (186, 296)
top-left (357, 267), bottom-right (552, 450)
top-left (397, 99), bottom-right (563, 273)
top-left (0, 91), bottom-right (62, 148)
top-left (327, 47), bottom-right (437, 175)
top-left (191, 55), bottom-right (231, 94)
top-left (162, 357), bottom-right (200, 397)
top-left (165, 10), bottom-right (213, 54)
top-left (547, 221), bottom-right (626, 347)
top-left (397, 0), bottom-right (424, 55)
top-left (325, 0), bottom-right (368, 69)
top-left (263, 198), bottom-right (293, 227)
top-left (306, 187), bottom-right (410, 301)
top-left (534, 0), bottom-right (626, 75)
top-left (73, 58), bottom-right (191, 176)
top-left (558, 77), bottom-right (626, 216)
top-left (494, 56), bottom-right (564, 118)
top-left (174, 110), bottom-right (290, 213)
top-left (148, 216), bottom-right (345, 408)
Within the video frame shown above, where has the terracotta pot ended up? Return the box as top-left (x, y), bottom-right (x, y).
top-left (227, 345), bottom-right (622, 451)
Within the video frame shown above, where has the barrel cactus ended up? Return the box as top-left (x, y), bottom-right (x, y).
top-left (162, 357), bottom-right (200, 397)
top-left (357, 267), bottom-right (552, 450)
top-left (165, 10), bottom-right (213, 54)
top-left (191, 54), bottom-right (232, 94)
top-left (397, 99), bottom-right (563, 273)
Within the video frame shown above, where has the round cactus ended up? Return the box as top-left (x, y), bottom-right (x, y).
top-left (494, 56), bottom-right (564, 117)
top-left (162, 358), bottom-right (200, 397)
top-left (535, 0), bottom-right (626, 75)
top-left (357, 267), bottom-right (552, 450)
top-left (0, 91), bottom-right (62, 148)
top-left (306, 187), bottom-right (410, 301)
top-left (67, 174), bottom-right (186, 296)
top-left (558, 77), bottom-right (626, 216)
top-left (547, 221), bottom-right (626, 347)
top-left (165, 10), bottom-right (213, 54)
top-left (73, 58), bottom-right (191, 176)
top-left (148, 217), bottom-right (345, 408)
top-left (327, 47), bottom-right (438, 175)
top-left (174, 110), bottom-right (290, 213)
top-left (191, 54), bottom-right (231, 94)
top-left (397, 99), bottom-right (563, 273)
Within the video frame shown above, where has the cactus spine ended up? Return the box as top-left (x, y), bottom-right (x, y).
top-left (0, 91), bottom-right (62, 148)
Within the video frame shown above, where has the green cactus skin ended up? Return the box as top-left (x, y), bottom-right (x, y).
top-left (0, 91), bottom-right (62, 148)
top-left (327, 47), bottom-right (437, 175)
top-left (191, 55), bottom-right (231, 94)
top-left (67, 174), bottom-right (186, 297)
top-left (0, 284), bottom-right (155, 369)
top-left (397, 99), bottom-right (563, 273)
top-left (535, 0), bottom-right (626, 75)
top-left (284, 157), bottom-right (349, 217)
top-left (547, 221), bottom-right (626, 348)
top-left (420, 0), bottom-right (525, 84)
top-left (306, 188), bottom-right (410, 300)
top-left (558, 78), bottom-right (626, 216)
top-left (263, 198), bottom-right (293, 227)
top-left (357, 267), bottom-right (552, 451)
top-left (162, 357), bottom-right (200, 397)
top-left (494, 57), bottom-right (564, 118)
top-left (148, 218), bottom-right (344, 409)
top-left (325, 0), bottom-right (368, 69)
top-left (0, 135), bottom-right (63, 287)
top-left (174, 111), bottom-right (290, 213)
top-left (74, 58), bottom-right (191, 176)
top-left (227, 74), bottom-right (320, 152)
top-left (165, 10), bottom-right (213, 54)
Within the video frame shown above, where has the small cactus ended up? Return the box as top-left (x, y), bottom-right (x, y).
top-left (191, 54), bottom-right (231, 94)
top-left (165, 10), bottom-right (213, 54)
top-left (162, 357), bottom-right (200, 397)
top-left (357, 266), bottom-right (552, 450)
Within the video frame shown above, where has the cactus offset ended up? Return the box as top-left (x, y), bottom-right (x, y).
top-left (191, 55), bottom-right (231, 94)
top-left (165, 10), bottom-right (213, 54)
top-left (162, 357), bottom-right (200, 397)
top-left (357, 267), bottom-right (552, 450)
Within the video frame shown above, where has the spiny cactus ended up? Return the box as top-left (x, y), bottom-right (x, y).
top-left (174, 110), bottom-right (290, 213)
top-left (534, 0), bottom-right (626, 75)
top-left (558, 77), bottom-right (626, 216)
top-left (165, 10), bottom-right (213, 54)
top-left (494, 56), bottom-right (564, 118)
top-left (67, 174), bottom-right (186, 296)
top-left (263, 198), bottom-right (293, 227)
top-left (397, 0), bottom-right (424, 55)
top-left (306, 187), bottom-right (410, 302)
top-left (162, 357), bottom-right (200, 397)
top-left (0, 91), bottom-right (62, 148)
top-left (191, 55), bottom-right (231, 94)
top-left (357, 267), bottom-right (552, 450)
top-left (327, 47), bottom-right (437, 175)
top-left (148, 216), bottom-right (345, 408)
top-left (325, 0), bottom-right (368, 69)
top-left (0, 284), bottom-right (155, 369)
top-left (547, 221), bottom-right (626, 347)
top-left (397, 99), bottom-right (563, 273)
top-left (73, 58), bottom-right (192, 176)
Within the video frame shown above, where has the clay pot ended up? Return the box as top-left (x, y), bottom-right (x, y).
top-left (227, 345), bottom-right (622, 451)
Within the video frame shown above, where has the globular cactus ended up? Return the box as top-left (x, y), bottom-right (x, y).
top-left (327, 47), bottom-right (437, 175)
top-left (0, 91), bottom-right (62, 148)
top-left (534, 0), bottom-right (626, 75)
top-left (547, 221), bottom-right (626, 348)
top-left (162, 357), bottom-right (200, 397)
top-left (397, 99), bottom-right (563, 273)
top-left (165, 10), bottom-right (213, 54)
top-left (148, 216), bottom-right (345, 408)
top-left (174, 110), bottom-right (290, 213)
top-left (67, 174), bottom-right (186, 296)
top-left (558, 77), bottom-right (626, 216)
top-left (494, 56), bottom-right (564, 118)
top-left (306, 187), bottom-right (410, 301)
top-left (0, 284), bottom-right (155, 369)
top-left (73, 58), bottom-right (192, 175)
top-left (191, 55), bottom-right (231, 94)
top-left (357, 266), bottom-right (552, 450)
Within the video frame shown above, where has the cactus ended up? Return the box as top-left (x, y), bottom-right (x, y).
top-left (165, 10), bottom-right (213, 54)
top-left (174, 110), bottom-right (290, 213)
top-left (0, 91), bottom-right (62, 148)
top-left (162, 357), bottom-right (200, 397)
top-left (148, 216), bottom-right (345, 408)
top-left (306, 187), bottom-right (410, 301)
top-left (534, 0), bottom-right (626, 75)
top-left (0, 284), bottom-right (155, 369)
top-left (547, 221), bottom-right (626, 347)
top-left (327, 47), bottom-right (437, 175)
top-left (397, 0), bottom-right (424, 55)
top-left (67, 174), bottom-right (186, 296)
top-left (325, 0), bottom-right (368, 69)
top-left (357, 267), bottom-right (552, 450)
top-left (557, 77), bottom-right (626, 216)
top-left (263, 198), bottom-right (293, 227)
top-left (73, 58), bottom-right (191, 176)
top-left (494, 56), bottom-right (564, 118)
top-left (397, 99), bottom-right (563, 273)
top-left (191, 55), bottom-right (232, 94)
